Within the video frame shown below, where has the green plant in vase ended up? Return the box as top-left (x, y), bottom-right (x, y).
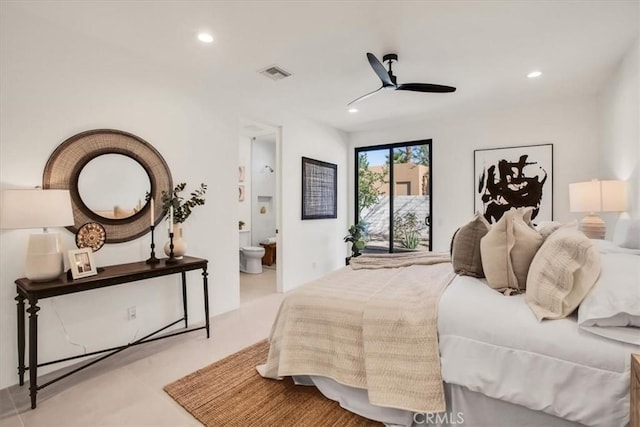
top-left (160, 182), bottom-right (207, 258)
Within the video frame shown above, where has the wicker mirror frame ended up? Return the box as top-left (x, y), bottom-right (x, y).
top-left (43, 129), bottom-right (173, 243)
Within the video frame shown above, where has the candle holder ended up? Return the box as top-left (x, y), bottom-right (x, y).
top-left (165, 231), bottom-right (179, 264)
top-left (146, 225), bottom-right (160, 265)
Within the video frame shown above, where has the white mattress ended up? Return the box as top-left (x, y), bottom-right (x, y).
top-left (438, 274), bottom-right (640, 426)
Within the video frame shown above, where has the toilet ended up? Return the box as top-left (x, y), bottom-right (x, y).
top-left (239, 230), bottom-right (265, 274)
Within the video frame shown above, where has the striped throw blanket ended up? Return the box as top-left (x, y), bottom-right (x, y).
top-left (259, 253), bottom-right (455, 413)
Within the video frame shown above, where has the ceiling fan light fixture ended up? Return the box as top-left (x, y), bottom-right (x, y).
top-left (348, 52), bottom-right (457, 106)
top-left (197, 32), bottom-right (214, 43)
top-left (527, 70), bottom-right (542, 79)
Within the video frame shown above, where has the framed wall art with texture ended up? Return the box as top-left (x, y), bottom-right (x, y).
top-left (302, 157), bottom-right (337, 220)
top-left (474, 144), bottom-right (553, 224)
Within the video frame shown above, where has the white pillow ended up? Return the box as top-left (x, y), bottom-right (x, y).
top-left (613, 218), bottom-right (640, 249)
top-left (590, 239), bottom-right (640, 256)
top-left (578, 253), bottom-right (640, 334)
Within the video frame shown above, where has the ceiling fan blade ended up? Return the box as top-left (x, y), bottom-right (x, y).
top-left (396, 83), bottom-right (456, 93)
top-left (367, 53), bottom-right (394, 87)
top-left (348, 86), bottom-right (385, 106)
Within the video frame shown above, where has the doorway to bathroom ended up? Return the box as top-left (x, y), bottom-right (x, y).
top-left (238, 120), bottom-right (280, 305)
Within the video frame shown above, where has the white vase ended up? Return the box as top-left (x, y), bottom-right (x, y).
top-left (164, 223), bottom-right (187, 259)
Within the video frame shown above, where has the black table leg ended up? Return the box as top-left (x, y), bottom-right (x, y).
top-left (15, 294), bottom-right (25, 386)
top-left (27, 297), bottom-right (40, 409)
top-left (181, 271), bottom-right (188, 328)
top-left (202, 267), bottom-right (210, 338)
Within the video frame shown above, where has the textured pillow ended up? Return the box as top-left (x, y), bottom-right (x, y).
top-left (481, 207), bottom-right (543, 293)
top-left (526, 227), bottom-right (601, 321)
top-left (536, 220), bottom-right (577, 240)
top-left (451, 212), bottom-right (491, 277)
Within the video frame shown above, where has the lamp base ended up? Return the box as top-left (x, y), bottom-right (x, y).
top-left (579, 214), bottom-right (605, 240)
top-left (25, 233), bottom-right (64, 282)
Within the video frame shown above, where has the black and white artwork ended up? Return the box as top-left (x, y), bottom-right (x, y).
top-left (302, 157), bottom-right (337, 220)
top-left (474, 144), bottom-right (553, 224)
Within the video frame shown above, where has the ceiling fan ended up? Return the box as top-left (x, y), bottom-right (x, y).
top-left (348, 53), bottom-right (456, 106)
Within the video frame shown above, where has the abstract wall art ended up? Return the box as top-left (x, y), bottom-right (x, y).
top-left (302, 156), bottom-right (337, 220)
top-left (474, 144), bottom-right (553, 224)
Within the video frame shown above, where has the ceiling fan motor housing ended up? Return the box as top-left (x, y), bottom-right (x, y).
top-left (382, 53), bottom-right (398, 63)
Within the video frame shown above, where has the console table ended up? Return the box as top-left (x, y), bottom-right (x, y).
top-left (15, 256), bottom-right (209, 409)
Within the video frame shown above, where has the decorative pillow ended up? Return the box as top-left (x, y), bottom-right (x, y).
top-left (536, 220), bottom-right (577, 240)
top-left (526, 227), bottom-right (601, 321)
top-left (481, 207), bottom-right (543, 293)
top-left (451, 212), bottom-right (491, 277)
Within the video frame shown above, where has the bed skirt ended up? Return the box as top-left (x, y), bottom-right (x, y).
top-left (292, 376), bottom-right (583, 427)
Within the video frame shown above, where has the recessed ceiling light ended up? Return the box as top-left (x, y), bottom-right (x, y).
top-left (348, 107), bottom-right (358, 113)
top-left (197, 33), bottom-right (214, 43)
top-left (527, 70), bottom-right (542, 79)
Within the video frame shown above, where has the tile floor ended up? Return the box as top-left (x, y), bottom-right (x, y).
top-left (239, 264), bottom-right (277, 304)
top-left (0, 292), bottom-right (285, 426)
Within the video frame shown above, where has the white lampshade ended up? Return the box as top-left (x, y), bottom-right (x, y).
top-left (568, 179), bottom-right (627, 240)
top-left (569, 180), bottom-right (601, 213)
top-left (601, 180), bottom-right (627, 212)
top-left (1, 189), bottom-right (74, 281)
top-left (1, 189), bottom-right (74, 229)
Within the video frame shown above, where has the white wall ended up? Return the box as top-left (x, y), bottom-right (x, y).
top-left (0, 8), bottom-right (240, 388)
top-left (349, 98), bottom-right (601, 251)
top-left (599, 36), bottom-right (639, 234)
top-left (251, 137), bottom-right (277, 246)
top-left (280, 118), bottom-right (349, 292)
top-left (238, 136), bottom-right (252, 231)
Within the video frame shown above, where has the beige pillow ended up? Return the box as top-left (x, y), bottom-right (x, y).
top-left (451, 212), bottom-right (491, 277)
top-left (536, 220), bottom-right (578, 240)
top-left (481, 207), bottom-right (543, 293)
top-left (526, 227), bottom-right (601, 321)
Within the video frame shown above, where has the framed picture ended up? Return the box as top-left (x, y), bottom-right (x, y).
top-left (238, 166), bottom-right (245, 182)
top-left (68, 248), bottom-right (98, 279)
top-left (239, 185), bottom-right (245, 201)
top-left (302, 156), bottom-right (337, 220)
top-left (474, 143), bottom-right (553, 224)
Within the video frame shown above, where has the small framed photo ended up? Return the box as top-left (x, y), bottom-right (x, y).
top-left (238, 166), bottom-right (245, 182)
top-left (68, 248), bottom-right (98, 279)
top-left (239, 185), bottom-right (245, 201)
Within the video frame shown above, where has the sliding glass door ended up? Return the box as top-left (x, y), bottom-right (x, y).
top-left (355, 140), bottom-right (432, 253)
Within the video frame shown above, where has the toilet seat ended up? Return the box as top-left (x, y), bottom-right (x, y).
top-left (241, 246), bottom-right (265, 253)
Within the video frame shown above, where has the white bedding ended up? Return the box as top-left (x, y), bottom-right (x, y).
top-left (438, 274), bottom-right (639, 426)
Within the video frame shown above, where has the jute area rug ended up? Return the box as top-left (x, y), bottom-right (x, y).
top-left (164, 340), bottom-right (381, 426)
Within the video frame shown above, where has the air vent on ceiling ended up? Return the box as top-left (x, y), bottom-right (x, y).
top-left (259, 65), bottom-right (292, 81)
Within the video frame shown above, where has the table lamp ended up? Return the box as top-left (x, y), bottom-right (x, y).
top-left (569, 179), bottom-right (627, 239)
top-left (0, 189), bottom-right (74, 281)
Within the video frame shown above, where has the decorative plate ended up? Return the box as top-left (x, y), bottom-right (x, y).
top-left (76, 222), bottom-right (106, 252)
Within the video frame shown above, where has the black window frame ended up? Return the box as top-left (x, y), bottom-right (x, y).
top-left (354, 139), bottom-right (433, 253)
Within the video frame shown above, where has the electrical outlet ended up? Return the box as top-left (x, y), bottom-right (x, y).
top-left (128, 306), bottom-right (137, 321)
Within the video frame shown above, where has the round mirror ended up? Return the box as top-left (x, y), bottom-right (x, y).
top-left (78, 154), bottom-right (151, 220)
top-left (43, 129), bottom-right (172, 243)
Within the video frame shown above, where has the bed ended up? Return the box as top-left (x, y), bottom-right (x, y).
top-left (260, 216), bottom-right (640, 426)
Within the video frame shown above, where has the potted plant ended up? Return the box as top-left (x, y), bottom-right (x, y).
top-left (344, 223), bottom-right (366, 264)
top-left (160, 182), bottom-right (207, 258)
top-left (161, 182), bottom-right (207, 224)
